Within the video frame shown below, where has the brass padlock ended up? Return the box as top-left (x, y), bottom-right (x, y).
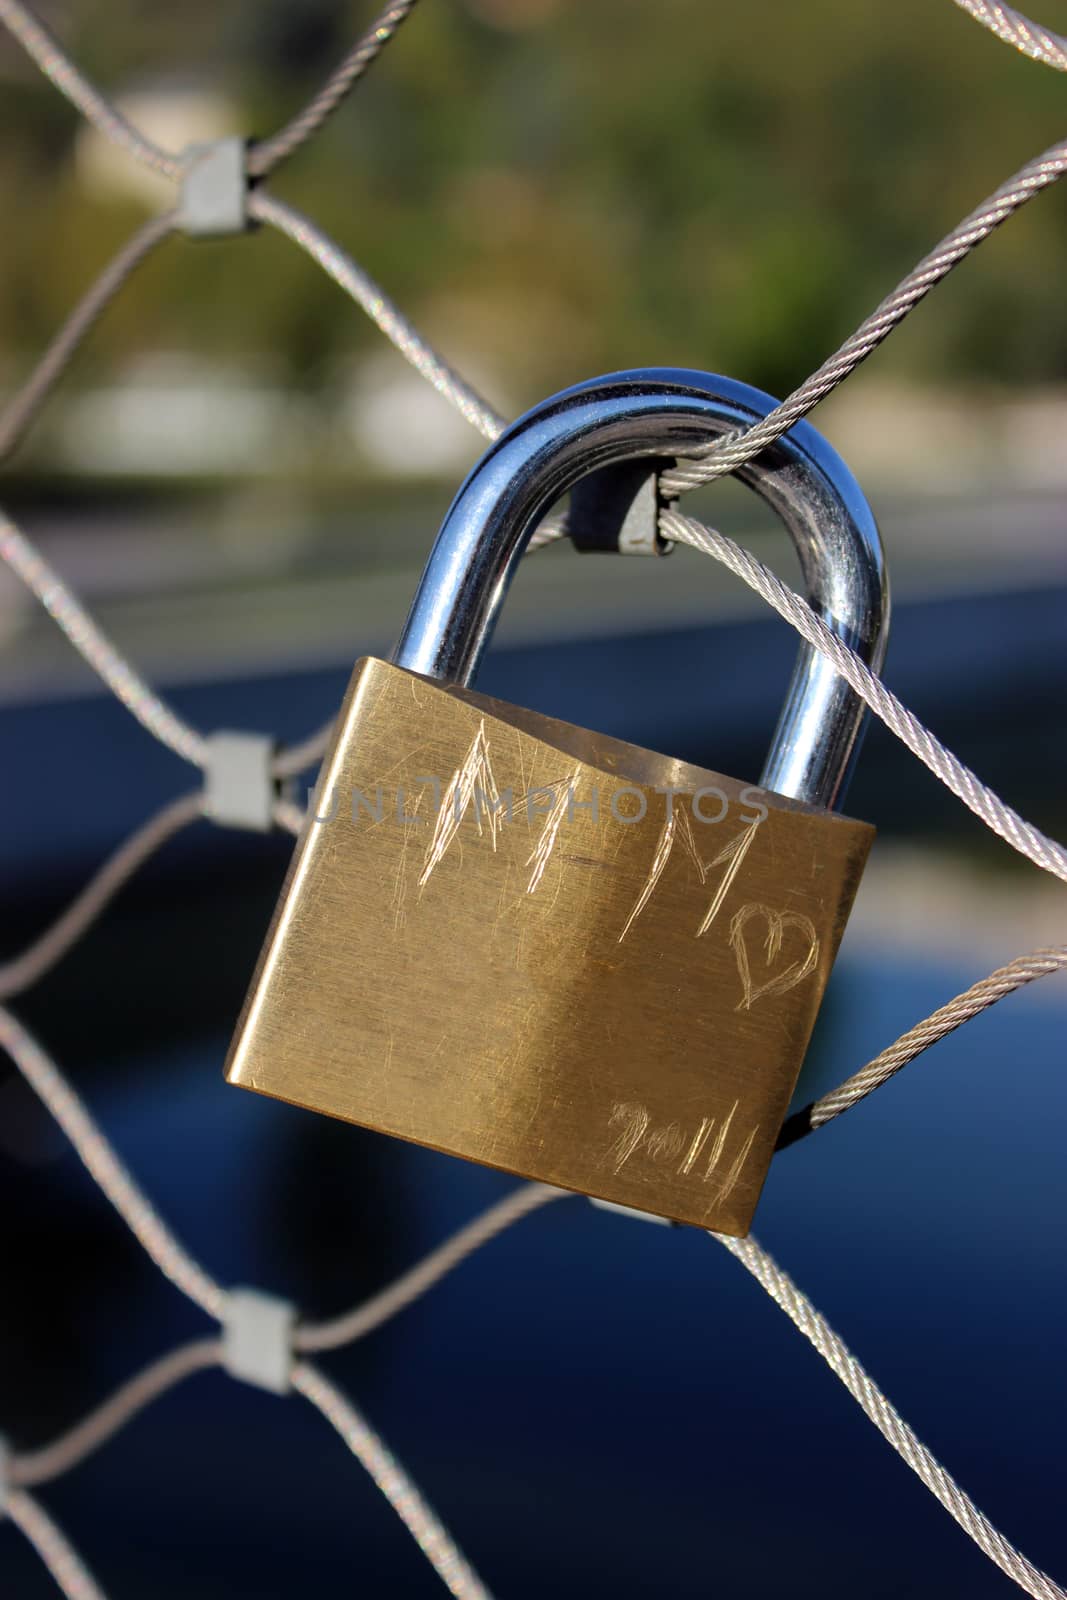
top-left (226, 369), bottom-right (888, 1235)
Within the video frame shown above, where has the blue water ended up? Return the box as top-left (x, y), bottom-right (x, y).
top-left (2, 591), bottom-right (1065, 1596)
top-left (2, 945), bottom-right (1063, 1599)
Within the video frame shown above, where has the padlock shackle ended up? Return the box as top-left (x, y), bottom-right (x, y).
top-left (393, 368), bottom-right (889, 812)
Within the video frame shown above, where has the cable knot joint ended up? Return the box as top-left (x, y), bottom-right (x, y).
top-left (569, 461), bottom-right (672, 556)
top-left (203, 731), bottom-right (277, 832)
top-left (222, 1288), bottom-right (295, 1394)
top-left (178, 138), bottom-right (250, 238)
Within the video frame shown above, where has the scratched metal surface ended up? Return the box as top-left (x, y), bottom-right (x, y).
top-left (226, 659), bottom-right (871, 1233)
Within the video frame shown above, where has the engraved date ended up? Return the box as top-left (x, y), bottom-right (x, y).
top-left (606, 1099), bottom-right (757, 1207)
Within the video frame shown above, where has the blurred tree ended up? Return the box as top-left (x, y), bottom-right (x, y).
top-left (0, 0), bottom-right (1065, 427)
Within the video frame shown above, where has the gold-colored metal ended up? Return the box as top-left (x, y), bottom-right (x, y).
top-left (226, 658), bottom-right (873, 1235)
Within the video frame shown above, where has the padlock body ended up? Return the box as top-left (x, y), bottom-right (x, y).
top-left (226, 658), bottom-right (872, 1234)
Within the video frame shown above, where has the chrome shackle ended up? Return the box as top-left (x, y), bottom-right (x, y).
top-left (394, 368), bottom-right (889, 811)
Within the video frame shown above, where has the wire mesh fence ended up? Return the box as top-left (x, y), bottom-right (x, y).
top-left (0, 2), bottom-right (1065, 1595)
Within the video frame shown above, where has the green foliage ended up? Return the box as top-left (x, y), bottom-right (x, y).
top-left (1, 0), bottom-right (1066, 409)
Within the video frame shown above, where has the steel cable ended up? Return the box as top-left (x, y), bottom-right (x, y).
top-left (0, 512), bottom-right (208, 768)
top-left (660, 507), bottom-right (1067, 885)
top-left (0, 2), bottom-right (1065, 1595)
top-left (0, 0), bottom-right (424, 183)
top-left (3, 1186), bottom-right (564, 1499)
top-left (296, 1182), bottom-right (567, 1351)
top-left (715, 1229), bottom-right (1067, 1600)
top-left (952, 0), bottom-right (1067, 68)
top-left (660, 137), bottom-right (1067, 495)
top-left (0, 787), bottom-right (334, 1000)
top-left (6, 1345), bottom-right (495, 1600)
top-left (247, 0), bottom-right (423, 178)
top-left (9, 1340), bottom-right (223, 1490)
top-left (248, 191), bottom-right (506, 440)
top-left (0, 1005), bottom-right (225, 1319)
top-left (0, 793), bottom-right (202, 1000)
top-left (780, 945), bottom-right (1067, 1146)
top-left (4, 971), bottom-right (1066, 1600)
top-left (292, 1363), bottom-right (496, 1600)
top-left (0, 214), bottom-right (176, 465)
top-left (272, 721), bottom-right (334, 779)
top-left (5, 1491), bottom-right (108, 1600)
top-left (0, 0), bottom-right (180, 178)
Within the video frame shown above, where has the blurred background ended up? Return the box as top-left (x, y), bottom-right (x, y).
top-left (1, 0), bottom-right (1066, 1595)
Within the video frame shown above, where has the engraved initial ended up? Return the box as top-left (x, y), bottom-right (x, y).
top-left (607, 1101), bottom-right (650, 1173)
top-left (619, 808), bottom-right (761, 943)
top-left (418, 721), bottom-right (504, 887)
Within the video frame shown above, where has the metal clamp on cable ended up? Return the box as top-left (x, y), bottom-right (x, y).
top-left (223, 1288), bottom-right (295, 1395)
top-left (568, 460), bottom-right (673, 555)
top-left (179, 138), bottom-right (249, 238)
top-left (204, 732), bottom-right (276, 832)
top-left (589, 1198), bottom-right (674, 1226)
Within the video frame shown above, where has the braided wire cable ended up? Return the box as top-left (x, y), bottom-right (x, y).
top-left (292, 1362), bottom-right (496, 1600)
top-left (525, 512), bottom-right (569, 552)
top-left (7, 1350), bottom-right (496, 1599)
top-left (0, 512), bottom-right (208, 767)
top-left (952, 0), bottom-right (1067, 68)
top-left (0, 785), bottom-right (334, 1002)
top-left (1, 1185), bottom-right (564, 1499)
top-left (272, 794), bottom-right (306, 835)
top-left (272, 720), bottom-right (334, 778)
top-left (296, 1182), bottom-right (567, 1351)
top-left (248, 191), bottom-right (506, 440)
top-left (256, 493), bottom-right (1065, 929)
top-left (0, 213), bottom-right (176, 465)
top-left (780, 945), bottom-right (1067, 1147)
top-left (6, 1348), bottom-right (496, 1600)
top-left (0, 0), bottom-right (180, 179)
top-left (0, 0), bottom-right (1065, 1593)
top-left (660, 507), bottom-right (1067, 884)
top-left (9, 1340), bottom-right (223, 1490)
top-left (660, 136), bottom-right (1067, 495)
top-left (247, 0), bottom-right (423, 178)
top-left (5, 1490), bottom-right (108, 1600)
top-left (265, 611), bottom-right (1066, 1152)
top-left (715, 1229), bottom-right (1067, 1600)
top-left (0, 1005), bottom-right (225, 1319)
top-left (0, 793), bottom-right (202, 1001)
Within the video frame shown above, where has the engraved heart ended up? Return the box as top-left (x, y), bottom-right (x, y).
top-left (729, 903), bottom-right (820, 1011)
